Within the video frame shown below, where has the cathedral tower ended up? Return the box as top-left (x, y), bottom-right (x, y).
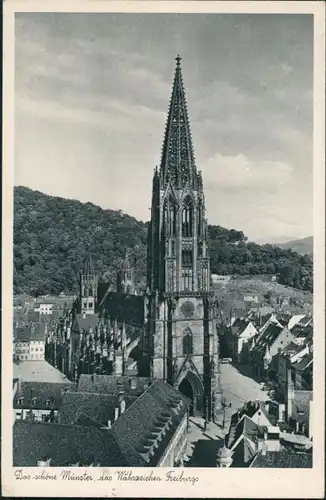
top-left (80, 247), bottom-right (98, 315)
top-left (146, 56), bottom-right (221, 420)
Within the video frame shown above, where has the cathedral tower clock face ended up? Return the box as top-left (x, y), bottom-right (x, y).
top-left (181, 301), bottom-right (195, 318)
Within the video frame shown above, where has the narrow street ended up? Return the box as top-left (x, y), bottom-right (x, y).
top-left (184, 362), bottom-right (268, 467)
top-left (219, 362), bottom-right (269, 424)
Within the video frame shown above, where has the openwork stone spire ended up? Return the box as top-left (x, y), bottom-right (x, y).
top-left (160, 55), bottom-right (197, 188)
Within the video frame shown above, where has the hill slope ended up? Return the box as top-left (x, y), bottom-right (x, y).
top-left (13, 186), bottom-right (313, 296)
top-left (279, 236), bottom-right (313, 255)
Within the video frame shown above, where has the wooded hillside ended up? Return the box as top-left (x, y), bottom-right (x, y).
top-left (14, 186), bottom-right (313, 296)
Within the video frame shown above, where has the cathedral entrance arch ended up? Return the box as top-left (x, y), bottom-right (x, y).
top-left (177, 370), bottom-right (204, 417)
top-left (178, 378), bottom-right (194, 415)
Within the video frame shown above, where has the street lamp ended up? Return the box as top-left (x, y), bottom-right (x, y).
top-left (221, 397), bottom-right (232, 428)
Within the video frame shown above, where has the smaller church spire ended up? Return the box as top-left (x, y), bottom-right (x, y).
top-left (121, 250), bottom-right (131, 271)
top-left (83, 245), bottom-right (95, 276)
top-left (80, 244), bottom-right (97, 316)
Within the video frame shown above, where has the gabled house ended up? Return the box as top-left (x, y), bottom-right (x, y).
top-left (13, 380), bottom-right (73, 422)
top-left (230, 319), bottom-right (258, 364)
top-left (224, 402), bottom-right (282, 467)
top-left (288, 314), bottom-right (309, 330)
top-left (257, 313), bottom-right (283, 337)
top-left (14, 323), bottom-right (46, 361)
top-left (250, 323), bottom-right (296, 380)
top-left (13, 379), bottom-right (190, 468)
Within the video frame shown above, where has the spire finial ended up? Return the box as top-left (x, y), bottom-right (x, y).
top-left (175, 54), bottom-right (182, 67)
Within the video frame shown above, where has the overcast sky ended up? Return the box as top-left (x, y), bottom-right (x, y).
top-left (15, 13), bottom-right (313, 243)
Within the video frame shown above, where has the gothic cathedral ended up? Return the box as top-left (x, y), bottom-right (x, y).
top-left (146, 56), bottom-right (221, 420)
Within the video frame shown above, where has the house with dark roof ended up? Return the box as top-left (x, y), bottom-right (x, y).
top-left (250, 449), bottom-right (312, 468)
top-left (59, 390), bottom-right (136, 428)
top-left (13, 379), bottom-right (190, 468)
top-left (227, 401), bottom-right (273, 440)
top-left (274, 341), bottom-right (310, 396)
top-left (109, 379), bottom-right (190, 467)
top-left (291, 324), bottom-right (313, 346)
top-left (13, 420), bottom-right (126, 467)
top-left (229, 319), bottom-right (258, 364)
top-left (13, 380), bottom-right (73, 423)
top-left (225, 404), bottom-right (282, 467)
top-left (250, 323), bottom-right (296, 380)
top-left (14, 323), bottom-right (46, 361)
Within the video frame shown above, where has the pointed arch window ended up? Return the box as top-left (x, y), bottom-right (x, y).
top-left (182, 196), bottom-right (193, 237)
top-left (89, 287), bottom-right (93, 297)
top-left (164, 196), bottom-right (177, 236)
top-left (183, 328), bottom-right (193, 355)
top-left (182, 249), bottom-right (192, 267)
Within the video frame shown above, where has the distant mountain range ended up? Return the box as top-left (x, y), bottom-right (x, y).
top-left (278, 237), bottom-right (313, 256)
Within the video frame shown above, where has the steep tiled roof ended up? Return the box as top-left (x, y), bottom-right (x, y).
top-left (59, 392), bottom-right (120, 426)
top-left (15, 323), bottom-right (46, 342)
top-left (13, 381), bottom-right (72, 410)
top-left (282, 341), bottom-right (303, 355)
top-left (288, 314), bottom-right (307, 330)
top-left (231, 319), bottom-right (251, 337)
top-left (13, 421), bottom-right (126, 466)
top-left (231, 436), bottom-right (257, 467)
top-left (230, 415), bottom-right (265, 450)
top-left (292, 353), bottom-right (313, 372)
top-left (277, 313), bottom-right (292, 326)
top-left (15, 326), bottom-right (30, 342)
top-left (110, 380), bottom-right (189, 467)
top-left (77, 374), bottom-right (152, 397)
top-left (226, 402), bottom-right (271, 449)
top-left (292, 324), bottom-right (313, 339)
top-left (253, 324), bottom-right (284, 352)
top-left (28, 310), bottom-right (40, 322)
top-left (250, 450), bottom-right (312, 468)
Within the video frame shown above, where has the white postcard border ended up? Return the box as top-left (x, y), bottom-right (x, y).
top-left (2, 1), bottom-right (325, 497)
